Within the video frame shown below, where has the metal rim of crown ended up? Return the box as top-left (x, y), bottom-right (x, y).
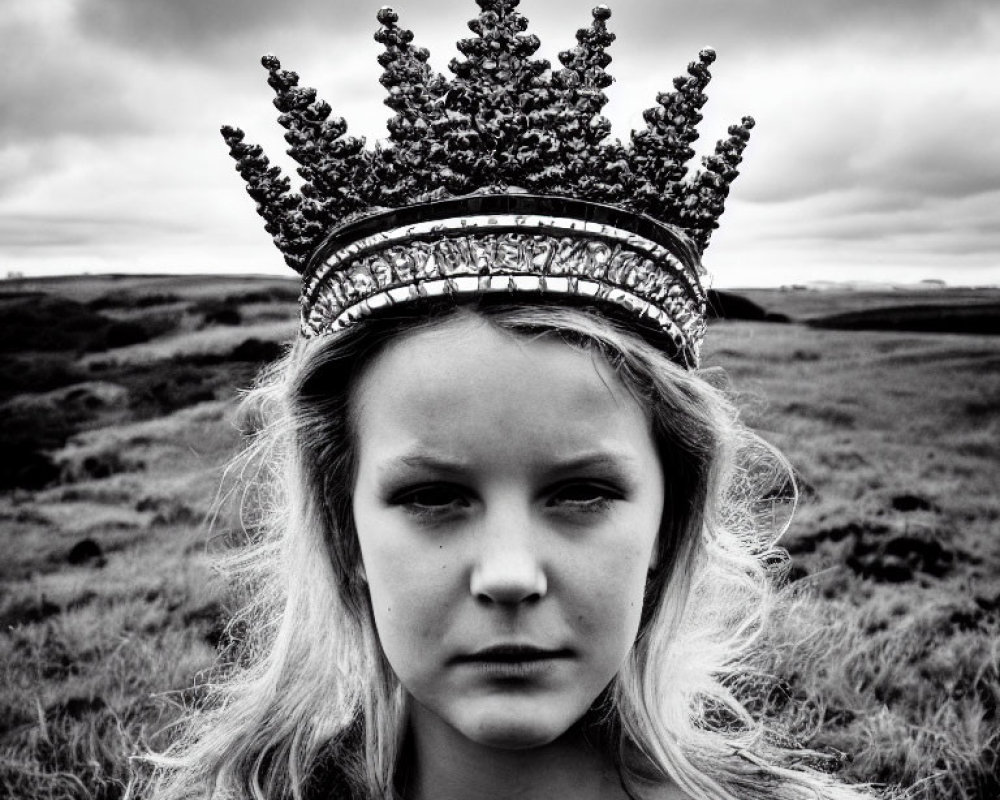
top-left (301, 193), bottom-right (708, 366)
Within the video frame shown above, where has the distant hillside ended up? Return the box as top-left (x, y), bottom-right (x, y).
top-left (706, 289), bottom-right (790, 323)
top-left (733, 285), bottom-right (1000, 321)
top-left (806, 303), bottom-right (1000, 335)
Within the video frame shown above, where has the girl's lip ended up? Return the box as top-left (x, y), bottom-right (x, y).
top-left (451, 644), bottom-right (573, 664)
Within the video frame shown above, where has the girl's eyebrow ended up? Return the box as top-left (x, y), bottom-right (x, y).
top-left (540, 453), bottom-right (642, 490)
top-left (547, 452), bottom-right (639, 473)
top-left (402, 454), bottom-right (467, 470)
top-left (379, 450), bottom-right (639, 479)
top-left (377, 452), bottom-right (472, 478)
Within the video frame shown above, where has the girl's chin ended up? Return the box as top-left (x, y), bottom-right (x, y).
top-left (410, 691), bottom-right (592, 752)
top-left (455, 709), bottom-right (579, 751)
top-left (464, 724), bottom-right (564, 751)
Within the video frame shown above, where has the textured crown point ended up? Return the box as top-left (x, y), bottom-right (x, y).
top-left (742, 115), bottom-right (756, 129)
top-left (221, 2), bottom-right (756, 364)
top-left (225, 0), bottom-right (753, 282)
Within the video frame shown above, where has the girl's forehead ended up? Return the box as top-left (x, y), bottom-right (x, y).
top-left (357, 318), bottom-right (629, 414)
top-left (350, 318), bottom-right (653, 467)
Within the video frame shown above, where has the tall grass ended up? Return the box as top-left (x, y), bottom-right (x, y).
top-left (1, 281), bottom-right (997, 798)
top-left (754, 584), bottom-right (1000, 799)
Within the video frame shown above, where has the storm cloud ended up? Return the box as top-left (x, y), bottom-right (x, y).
top-left (3, 0), bottom-right (998, 285)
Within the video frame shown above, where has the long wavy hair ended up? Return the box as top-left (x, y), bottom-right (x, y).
top-left (136, 300), bottom-right (888, 800)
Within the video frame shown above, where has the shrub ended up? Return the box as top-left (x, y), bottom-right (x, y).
top-left (197, 300), bottom-right (243, 327)
top-left (0, 296), bottom-right (109, 353)
top-left (0, 295), bottom-right (178, 354)
top-left (0, 444), bottom-right (60, 490)
top-left (0, 354), bottom-right (84, 401)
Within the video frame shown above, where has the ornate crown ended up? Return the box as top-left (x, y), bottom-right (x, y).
top-left (221, 1), bottom-right (754, 365)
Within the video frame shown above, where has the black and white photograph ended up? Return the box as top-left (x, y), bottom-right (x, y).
top-left (2, 1), bottom-right (998, 798)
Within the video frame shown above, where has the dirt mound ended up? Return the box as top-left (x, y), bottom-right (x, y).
top-left (891, 493), bottom-right (939, 513)
top-left (67, 538), bottom-right (103, 566)
top-left (851, 535), bottom-right (955, 582)
top-left (786, 520), bottom-right (967, 583)
top-left (0, 382), bottom-right (130, 490)
top-left (227, 337), bottom-right (284, 363)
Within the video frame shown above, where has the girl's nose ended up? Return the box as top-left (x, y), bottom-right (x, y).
top-left (469, 513), bottom-right (547, 605)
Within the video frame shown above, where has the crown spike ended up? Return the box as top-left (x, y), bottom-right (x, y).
top-left (220, 125), bottom-right (309, 273)
top-left (685, 115), bottom-right (756, 253)
top-left (443, 0), bottom-right (551, 189)
top-left (453, 0), bottom-right (545, 84)
top-left (556, 5), bottom-right (615, 117)
top-left (628, 47), bottom-right (716, 219)
top-left (261, 55), bottom-right (370, 224)
top-left (549, 5), bottom-right (623, 201)
top-left (373, 7), bottom-right (450, 204)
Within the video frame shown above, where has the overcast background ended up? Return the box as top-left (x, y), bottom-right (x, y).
top-left (4, 0), bottom-right (999, 288)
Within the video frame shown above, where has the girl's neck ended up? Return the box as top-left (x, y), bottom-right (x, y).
top-left (401, 706), bottom-right (631, 800)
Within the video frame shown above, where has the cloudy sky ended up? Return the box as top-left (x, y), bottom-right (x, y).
top-left (4, 0), bottom-right (999, 287)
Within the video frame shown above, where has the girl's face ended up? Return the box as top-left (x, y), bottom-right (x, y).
top-left (351, 316), bottom-right (664, 751)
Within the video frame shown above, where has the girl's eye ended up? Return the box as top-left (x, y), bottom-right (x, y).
top-left (548, 482), bottom-right (622, 511)
top-left (391, 484), bottom-right (470, 516)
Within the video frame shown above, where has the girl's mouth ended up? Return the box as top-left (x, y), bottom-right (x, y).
top-left (451, 645), bottom-right (573, 677)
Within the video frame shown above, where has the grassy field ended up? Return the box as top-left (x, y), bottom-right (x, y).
top-left (1, 276), bottom-right (997, 799)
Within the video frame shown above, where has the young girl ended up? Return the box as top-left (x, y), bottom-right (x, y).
top-left (139, 3), bottom-right (896, 798)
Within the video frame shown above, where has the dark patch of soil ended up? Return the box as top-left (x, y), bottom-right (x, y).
top-left (65, 451), bottom-right (141, 483)
top-left (0, 596), bottom-right (61, 628)
top-left (0, 344), bottom-right (271, 490)
top-left (50, 695), bottom-right (107, 720)
top-left (786, 521), bottom-right (964, 583)
top-left (784, 401), bottom-right (856, 428)
top-left (67, 539), bottom-right (103, 565)
top-left (196, 299), bottom-right (243, 327)
top-left (0, 295), bottom-right (106, 353)
top-left (182, 600), bottom-right (226, 648)
top-left (0, 447), bottom-right (61, 491)
top-left (227, 337), bottom-right (284, 364)
top-left (786, 520), bottom-right (887, 555)
top-left (891, 493), bottom-right (939, 513)
top-left (947, 592), bottom-right (1000, 634)
top-left (0, 354), bottom-right (86, 401)
top-left (137, 496), bottom-right (198, 526)
top-left (964, 399), bottom-right (1000, 418)
top-left (0, 404), bottom-right (80, 491)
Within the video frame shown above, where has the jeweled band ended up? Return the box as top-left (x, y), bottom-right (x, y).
top-left (302, 194), bottom-right (707, 364)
